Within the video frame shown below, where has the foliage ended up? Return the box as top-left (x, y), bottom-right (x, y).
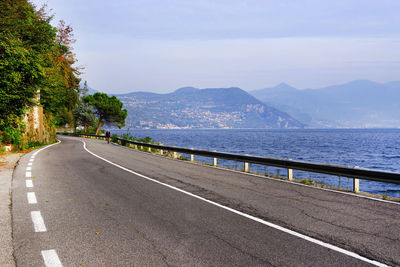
top-left (0, 35), bottom-right (43, 128)
top-left (1, 125), bottom-right (23, 145)
top-left (82, 93), bottom-right (127, 135)
top-left (22, 141), bottom-right (45, 150)
top-left (111, 134), bottom-right (119, 143)
top-left (139, 136), bottom-right (152, 143)
top-left (0, 0), bottom-right (81, 145)
top-left (300, 178), bottom-right (316, 186)
top-left (73, 102), bottom-right (96, 132)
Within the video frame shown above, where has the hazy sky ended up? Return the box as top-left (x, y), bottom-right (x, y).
top-left (30, 0), bottom-right (400, 94)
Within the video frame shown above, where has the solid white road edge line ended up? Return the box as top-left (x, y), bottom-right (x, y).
top-left (27, 192), bottom-right (37, 204)
top-left (110, 137), bottom-right (400, 206)
top-left (26, 180), bottom-right (33, 188)
top-left (31, 211), bottom-right (47, 232)
top-left (41, 249), bottom-right (63, 267)
top-left (82, 140), bottom-right (387, 267)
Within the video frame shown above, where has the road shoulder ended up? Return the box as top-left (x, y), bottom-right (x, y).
top-left (0, 152), bottom-right (22, 267)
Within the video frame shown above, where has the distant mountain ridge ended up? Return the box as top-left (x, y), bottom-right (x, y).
top-left (250, 80), bottom-right (400, 128)
top-left (115, 87), bottom-right (305, 129)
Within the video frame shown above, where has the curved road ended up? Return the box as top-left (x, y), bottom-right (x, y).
top-left (12, 136), bottom-right (400, 266)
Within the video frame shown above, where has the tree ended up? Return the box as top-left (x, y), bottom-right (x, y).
top-left (73, 102), bottom-right (96, 132)
top-left (0, 35), bottom-right (43, 128)
top-left (0, 0), bottom-right (82, 145)
top-left (82, 93), bottom-right (127, 135)
top-left (40, 19), bottom-right (81, 125)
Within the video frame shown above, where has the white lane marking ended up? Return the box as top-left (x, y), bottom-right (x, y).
top-left (29, 158), bottom-right (34, 162)
top-left (31, 211), bottom-right (47, 232)
top-left (28, 162), bottom-right (33, 166)
top-left (27, 192), bottom-right (37, 204)
top-left (25, 172), bottom-right (32, 178)
top-left (26, 180), bottom-right (33, 188)
top-left (27, 140), bottom-right (61, 161)
top-left (111, 137), bottom-right (400, 207)
top-left (41, 249), bottom-right (62, 267)
top-left (26, 166), bottom-right (32, 171)
top-left (82, 140), bottom-right (387, 267)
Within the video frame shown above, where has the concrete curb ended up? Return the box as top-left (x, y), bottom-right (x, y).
top-left (0, 152), bottom-right (22, 267)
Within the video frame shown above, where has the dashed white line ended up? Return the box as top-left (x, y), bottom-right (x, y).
top-left (28, 162), bottom-right (33, 166)
top-left (29, 158), bottom-right (34, 162)
top-left (41, 249), bottom-right (62, 267)
top-left (82, 140), bottom-right (388, 267)
top-left (25, 171), bottom-right (32, 178)
top-left (26, 180), bottom-right (33, 188)
top-left (31, 211), bottom-right (47, 232)
top-left (26, 166), bottom-right (32, 171)
top-left (27, 192), bottom-right (37, 204)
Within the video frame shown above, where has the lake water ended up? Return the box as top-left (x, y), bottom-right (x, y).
top-left (111, 128), bottom-right (400, 197)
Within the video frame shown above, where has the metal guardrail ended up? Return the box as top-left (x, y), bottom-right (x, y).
top-left (60, 132), bottom-right (400, 191)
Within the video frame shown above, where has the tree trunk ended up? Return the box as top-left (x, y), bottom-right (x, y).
top-left (95, 117), bottom-right (102, 135)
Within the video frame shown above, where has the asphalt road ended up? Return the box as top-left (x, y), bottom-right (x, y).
top-left (11, 136), bottom-right (400, 266)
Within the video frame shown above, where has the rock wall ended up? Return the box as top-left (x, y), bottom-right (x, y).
top-left (22, 92), bottom-right (57, 145)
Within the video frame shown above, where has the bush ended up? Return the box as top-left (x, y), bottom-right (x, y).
top-left (139, 136), bottom-right (152, 143)
top-left (111, 134), bottom-right (119, 143)
top-left (23, 141), bottom-right (45, 150)
top-left (2, 126), bottom-right (23, 146)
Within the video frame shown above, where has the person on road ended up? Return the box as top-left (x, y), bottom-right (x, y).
top-left (106, 130), bottom-right (111, 144)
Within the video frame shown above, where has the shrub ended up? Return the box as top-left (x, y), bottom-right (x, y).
top-left (111, 134), bottom-right (119, 143)
top-left (2, 126), bottom-right (23, 146)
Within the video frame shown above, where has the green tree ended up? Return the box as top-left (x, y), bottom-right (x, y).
top-left (82, 93), bottom-right (127, 135)
top-left (73, 102), bottom-right (96, 132)
top-left (0, 0), bottom-right (82, 145)
top-left (0, 35), bottom-right (43, 128)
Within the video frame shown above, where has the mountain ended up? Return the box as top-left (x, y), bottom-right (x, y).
top-left (115, 87), bottom-right (305, 129)
top-left (250, 80), bottom-right (400, 128)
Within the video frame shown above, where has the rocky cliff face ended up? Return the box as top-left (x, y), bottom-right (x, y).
top-left (22, 93), bottom-right (57, 145)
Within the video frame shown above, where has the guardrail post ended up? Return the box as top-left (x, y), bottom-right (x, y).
top-left (134, 145), bottom-right (137, 149)
top-left (213, 157), bottom-right (217, 166)
top-left (148, 146), bottom-right (151, 152)
top-left (160, 149), bottom-right (163, 155)
top-left (173, 152), bottom-right (178, 159)
top-left (244, 162), bottom-right (249, 172)
top-left (288, 169), bottom-right (293, 181)
top-left (191, 154), bottom-right (194, 162)
top-left (353, 178), bottom-right (359, 193)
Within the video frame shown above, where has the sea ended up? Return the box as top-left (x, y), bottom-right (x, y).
top-left (110, 128), bottom-right (400, 198)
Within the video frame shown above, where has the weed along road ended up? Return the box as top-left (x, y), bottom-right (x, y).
top-left (12, 136), bottom-right (400, 266)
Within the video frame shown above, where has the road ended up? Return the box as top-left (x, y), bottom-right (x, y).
top-left (12, 135), bottom-right (400, 266)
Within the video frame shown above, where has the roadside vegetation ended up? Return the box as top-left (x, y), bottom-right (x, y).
top-left (0, 0), bottom-right (127, 151)
top-left (0, 0), bottom-right (79, 150)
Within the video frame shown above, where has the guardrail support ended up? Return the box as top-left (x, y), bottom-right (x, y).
top-left (353, 178), bottom-right (360, 193)
top-left (148, 147), bottom-right (151, 152)
top-left (213, 157), bottom-right (217, 166)
top-left (173, 152), bottom-right (178, 159)
top-left (160, 149), bottom-right (163, 155)
top-left (288, 169), bottom-right (293, 180)
top-left (62, 133), bottom-right (400, 190)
